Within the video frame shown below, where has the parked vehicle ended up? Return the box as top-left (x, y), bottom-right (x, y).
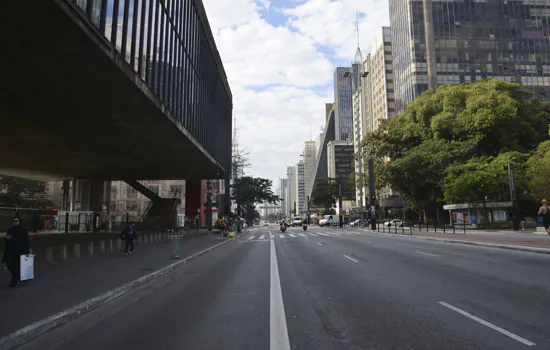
top-left (319, 215), bottom-right (339, 227)
top-left (384, 219), bottom-right (403, 228)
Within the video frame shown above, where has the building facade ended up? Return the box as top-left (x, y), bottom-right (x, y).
top-left (279, 178), bottom-right (288, 217)
top-left (333, 67), bottom-right (353, 141)
top-left (390, 0), bottom-right (550, 113)
top-left (327, 141), bottom-right (355, 201)
top-left (286, 166), bottom-right (297, 216)
top-left (295, 161), bottom-right (306, 214)
top-left (303, 141), bottom-right (316, 202)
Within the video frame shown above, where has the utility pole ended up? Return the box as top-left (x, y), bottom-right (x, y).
top-left (368, 158), bottom-right (377, 230)
top-left (508, 163), bottom-right (520, 231)
top-left (338, 177), bottom-right (343, 228)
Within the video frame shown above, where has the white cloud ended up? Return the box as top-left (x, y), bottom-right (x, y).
top-left (216, 19), bottom-right (333, 87)
top-left (283, 0), bottom-right (390, 59)
top-left (201, 0), bottom-right (390, 187)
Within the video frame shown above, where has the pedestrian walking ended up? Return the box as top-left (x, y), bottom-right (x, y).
top-left (538, 199), bottom-right (550, 236)
top-left (121, 222), bottom-right (136, 256)
top-left (2, 216), bottom-right (30, 287)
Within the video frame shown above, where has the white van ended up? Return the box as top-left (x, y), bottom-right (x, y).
top-left (319, 215), bottom-right (338, 227)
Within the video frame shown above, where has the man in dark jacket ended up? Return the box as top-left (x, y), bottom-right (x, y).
top-left (2, 216), bottom-right (30, 287)
top-left (121, 222), bottom-right (136, 256)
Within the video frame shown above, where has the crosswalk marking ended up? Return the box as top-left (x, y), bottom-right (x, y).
top-left (289, 233), bottom-right (297, 238)
top-left (299, 233), bottom-right (307, 237)
top-left (279, 234), bottom-right (285, 238)
top-left (316, 232), bottom-right (330, 236)
top-left (306, 232), bottom-right (318, 236)
top-left (328, 232), bottom-right (341, 236)
top-left (259, 234), bottom-right (265, 239)
top-left (248, 236), bottom-right (255, 240)
top-left (270, 233), bottom-right (274, 239)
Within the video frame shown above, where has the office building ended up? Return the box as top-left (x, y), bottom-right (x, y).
top-left (303, 141), bottom-right (316, 202)
top-left (286, 166), bottom-right (297, 216)
top-left (327, 140), bottom-right (355, 202)
top-left (279, 178), bottom-right (288, 216)
top-left (390, 0), bottom-right (550, 112)
top-left (295, 161), bottom-right (305, 214)
top-left (333, 67), bottom-right (353, 141)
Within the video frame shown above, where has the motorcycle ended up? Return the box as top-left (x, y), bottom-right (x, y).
top-left (302, 224), bottom-right (307, 231)
top-left (280, 224), bottom-right (287, 233)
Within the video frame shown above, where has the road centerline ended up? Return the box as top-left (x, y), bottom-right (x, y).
top-left (438, 301), bottom-right (535, 347)
top-left (270, 240), bottom-right (291, 350)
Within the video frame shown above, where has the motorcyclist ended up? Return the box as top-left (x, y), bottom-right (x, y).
top-left (280, 219), bottom-right (288, 227)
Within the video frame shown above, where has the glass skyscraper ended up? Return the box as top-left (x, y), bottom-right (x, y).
top-left (333, 67), bottom-right (353, 141)
top-left (389, 0), bottom-right (550, 113)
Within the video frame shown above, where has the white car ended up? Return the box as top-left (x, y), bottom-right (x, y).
top-left (291, 217), bottom-right (303, 227)
top-left (384, 219), bottom-right (403, 227)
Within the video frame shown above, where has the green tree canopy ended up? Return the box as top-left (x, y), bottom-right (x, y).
top-left (526, 140), bottom-right (550, 201)
top-left (311, 178), bottom-right (337, 211)
top-left (362, 79), bottom-right (550, 211)
top-left (231, 176), bottom-right (280, 222)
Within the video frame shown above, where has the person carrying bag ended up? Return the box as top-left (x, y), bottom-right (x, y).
top-left (2, 216), bottom-right (30, 287)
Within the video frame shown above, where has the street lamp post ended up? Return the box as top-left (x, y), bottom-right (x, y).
top-left (343, 70), bottom-right (369, 227)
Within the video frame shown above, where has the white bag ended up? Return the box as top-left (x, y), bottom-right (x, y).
top-left (20, 255), bottom-right (35, 281)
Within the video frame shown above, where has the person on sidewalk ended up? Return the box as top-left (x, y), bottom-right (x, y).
top-left (538, 199), bottom-right (550, 236)
top-left (2, 216), bottom-right (30, 287)
top-left (121, 222), bottom-right (136, 256)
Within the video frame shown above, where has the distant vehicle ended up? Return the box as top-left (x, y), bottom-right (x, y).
top-left (384, 219), bottom-right (403, 228)
top-left (263, 222), bottom-right (269, 226)
top-left (350, 219), bottom-right (367, 227)
top-left (291, 217), bottom-right (302, 227)
top-left (319, 215), bottom-right (338, 227)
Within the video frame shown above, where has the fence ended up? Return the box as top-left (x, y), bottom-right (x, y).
top-left (375, 220), bottom-right (470, 235)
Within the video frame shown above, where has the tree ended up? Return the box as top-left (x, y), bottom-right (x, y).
top-left (526, 140), bottom-right (550, 200)
top-left (231, 176), bottom-right (280, 222)
top-left (0, 175), bottom-right (52, 208)
top-left (363, 79), bottom-right (550, 214)
top-left (311, 178), bottom-right (337, 211)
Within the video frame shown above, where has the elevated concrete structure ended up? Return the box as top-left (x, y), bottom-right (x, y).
top-left (0, 0), bottom-right (232, 181)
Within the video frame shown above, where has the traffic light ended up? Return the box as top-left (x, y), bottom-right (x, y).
top-left (513, 197), bottom-right (518, 206)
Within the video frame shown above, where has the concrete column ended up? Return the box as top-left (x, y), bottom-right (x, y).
top-left (70, 177), bottom-right (77, 211)
top-left (185, 179), bottom-right (202, 220)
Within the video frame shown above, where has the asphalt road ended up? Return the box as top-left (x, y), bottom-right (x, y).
top-left (18, 226), bottom-right (550, 349)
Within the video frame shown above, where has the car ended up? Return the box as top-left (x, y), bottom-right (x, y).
top-left (291, 217), bottom-right (303, 227)
top-left (263, 222), bottom-right (269, 226)
top-left (350, 219), bottom-right (367, 227)
top-left (384, 219), bottom-right (403, 228)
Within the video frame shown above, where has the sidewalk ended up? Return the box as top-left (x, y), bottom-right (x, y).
top-left (0, 232), bottom-right (224, 339)
top-left (363, 227), bottom-right (550, 250)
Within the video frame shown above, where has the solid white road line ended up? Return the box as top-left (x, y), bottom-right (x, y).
top-left (289, 233), bottom-right (297, 238)
top-left (299, 233), bottom-right (307, 237)
top-left (316, 242), bottom-right (323, 246)
top-left (438, 301), bottom-right (536, 347)
top-left (259, 235), bottom-right (265, 240)
top-left (248, 236), bottom-right (256, 241)
top-left (270, 239), bottom-right (291, 350)
top-left (415, 251), bottom-right (440, 257)
top-left (343, 255), bottom-right (359, 263)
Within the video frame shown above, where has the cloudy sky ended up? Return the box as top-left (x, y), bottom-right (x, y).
top-left (202, 0), bottom-right (390, 188)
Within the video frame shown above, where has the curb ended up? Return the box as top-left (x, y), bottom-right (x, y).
top-left (0, 239), bottom-right (233, 350)
top-left (366, 230), bottom-right (550, 255)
